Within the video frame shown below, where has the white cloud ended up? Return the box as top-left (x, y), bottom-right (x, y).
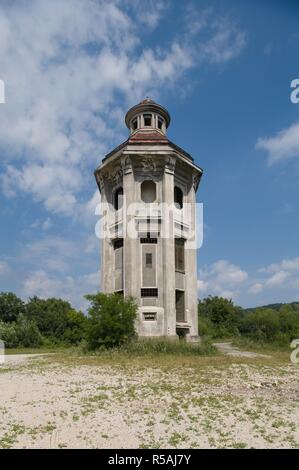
top-left (198, 256), bottom-right (299, 304)
top-left (248, 257), bottom-right (299, 296)
top-left (265, 270), bottom-right (290, 287)
top-left (23, 269), bottom-right (100, 310)
top-left (41, 218), bottom-right (52, 231)
top-left (0, 0), bottom-right (246, 217)
top-left (259, 257), bottom-right (299, 274)
top-left (126, 0), bottom-right (169, 30)
top-left (198, 259), bottom-right (248, 300)
top-left (21, 236), bottom-right (78, 273)
top-left (256, 121), bottom-right (299, 164)
top-left (248, 282), bottom-right (263, 294)
top-left (30, 218), bottom-right (52, 231)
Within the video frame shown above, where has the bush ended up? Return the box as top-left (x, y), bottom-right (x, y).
top-left (0, 317), bottom-right (43, 348)
top-left (85, 293), bottom-right (137, 349)
top-left (25, 297), bottom-right (87, 344)
top-left (62, 309), bottom-right (88, 344)
top-left (198, 296), bottom-right (242, 338)
top-left (0, 321), bottom-right (19, 348)
top-left (16, 317), bottom-right (43, 347)
top-left (0, 292), bottom-right (25, 323)
top-left (239, 306), bottom-right (299, 345)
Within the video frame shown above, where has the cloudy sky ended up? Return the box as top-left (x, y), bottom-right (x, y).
top-left (0, 0), bottom-right (298, 310)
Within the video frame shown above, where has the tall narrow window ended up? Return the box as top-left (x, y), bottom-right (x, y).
top-left (114, 238), bottom-right (123, 292)
top-left (176, 290), bottom-right (185, 322)
top-left (174, 186), bottom-right (183, 209)
top-left (143, 113), bottom-right (152, 126)
top-left (114, 187), bottom-right (123, 210)
top-left (175, 238), bottom-right (185, 273)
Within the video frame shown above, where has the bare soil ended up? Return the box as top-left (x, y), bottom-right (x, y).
top-left (0, 350), bottom-right (298, 449)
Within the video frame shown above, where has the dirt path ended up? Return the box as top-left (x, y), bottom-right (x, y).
top-left (2, 354), bottom-right (52, 366)
top-left (214, 342), bottom-right (271, 358)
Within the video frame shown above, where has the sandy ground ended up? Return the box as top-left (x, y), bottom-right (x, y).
top-left (0, 351), bottom-right (298, 449)
top-left (2, 354), bottom-right (52, 365)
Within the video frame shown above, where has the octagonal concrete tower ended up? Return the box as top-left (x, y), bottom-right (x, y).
top-left (94, 98), bottom-right (203, 340)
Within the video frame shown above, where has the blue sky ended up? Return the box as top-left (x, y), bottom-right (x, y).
top-left (0, 0), bottom-right (299, 310)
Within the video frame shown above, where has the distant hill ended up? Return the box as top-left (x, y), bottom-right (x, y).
top-left (245, 302), bottom-right (299, 312)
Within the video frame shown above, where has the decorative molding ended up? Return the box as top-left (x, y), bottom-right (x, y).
top-left (165, 155), bottom-right (176, 175)
top-left (140, 157), bottom-right (157, 173)
top-left (106, 164), bottom-right (123, 185)
top-left (192, 172), bottom-right (201, 191)
top-left (122, 156), bottom-right (133, 175)
top-left (98, 173), bottom-right (105, 190)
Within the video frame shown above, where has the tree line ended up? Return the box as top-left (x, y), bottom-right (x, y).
top-left (0, 291), bottom-right (299, 350)
top-left (198, 296), bottom-right (299, 346)
top-left (0, 292), bottom-right (136, 349)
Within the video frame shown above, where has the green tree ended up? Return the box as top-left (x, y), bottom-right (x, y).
top-left (240, 308), bottom-right (280, 342)
top-left (198, 296), bottom-right (242, 338)
top-left (0, 321), bottom-right (19, 348)
top-left (25, 297), bottom-right (86, 344)
top-left (16, 316), bottom-right (43, 347)
top-left (62, 308), bottom-right (88, 344)
top-left (0, 292), bottom-right (25, 323)
top-left (85, 293), bottom-right (137, 349)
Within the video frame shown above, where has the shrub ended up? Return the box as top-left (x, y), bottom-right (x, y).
top-left (16, 317), bottom-right (43, 347)
top-left (0, 292), bottom-right (25, 323)
top-left (0, 321), bottom-right (19, 348)
top-left (239, 306), bottom-right (299, 345)
top-left (25, 297), bottom-right (87, 344)
top-left (85, 293), bottom-right (137, 349)
top-left (198, 296), bottom-right (242, 338)
top-left (62, 309), bottom-right (88, 344)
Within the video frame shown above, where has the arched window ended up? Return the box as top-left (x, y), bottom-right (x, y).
top-left (141, 180), bottom-right (156, 203)
top-left (174, 186), bottom-right (183, 209)
top-left (114, 187), bottom-right (123, 210)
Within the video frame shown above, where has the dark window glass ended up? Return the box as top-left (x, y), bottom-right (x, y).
top-left (114, 187), bottom-right (123, 210)
top-left (157, 117), bottom-right (163, 129)
top-left (143, 114), bottom-right (152, 126)
top-left (174, 186), bottom-right (183, 209)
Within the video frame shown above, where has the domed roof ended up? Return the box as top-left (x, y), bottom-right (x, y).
top-left (125, 98), bottom-right (171, 129)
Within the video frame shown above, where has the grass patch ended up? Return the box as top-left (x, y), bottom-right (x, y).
top-left (113, 337), bottom-right (217, 356)
top-left (231, 337), bottom-right (291, 352)
top-left (4, 346), bottom-right (68, 355)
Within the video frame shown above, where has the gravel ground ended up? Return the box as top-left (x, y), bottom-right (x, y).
top-left (0, 352), bottom-right (298, 449)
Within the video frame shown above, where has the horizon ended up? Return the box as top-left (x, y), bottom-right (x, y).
top-left (0, 0), bottom-right (299, 311)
